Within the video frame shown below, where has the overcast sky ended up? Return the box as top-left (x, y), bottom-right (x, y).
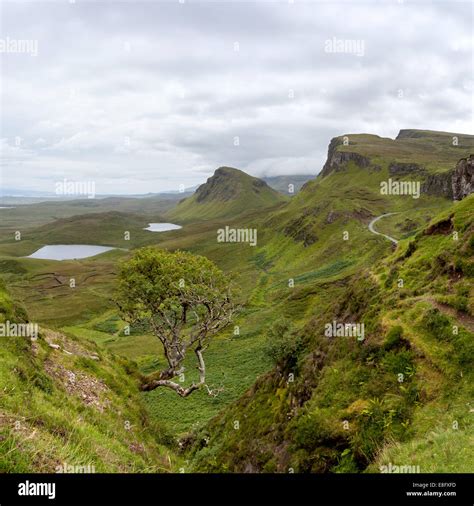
top-left (0, 1), bottom-right (472, 194)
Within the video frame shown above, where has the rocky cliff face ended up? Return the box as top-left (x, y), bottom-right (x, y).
top-left (319, 135), bottom-right (474, 201)
top-left (452, 155), bottom-right (474, 201)
top-left (421, 173), bottom-right (454, 199)
top-left (319, 138), bottom-right (373, 177)
top-left (423, 155), bottom-right (474, 200)
top-left (388, 162), bottom-right (426, 176)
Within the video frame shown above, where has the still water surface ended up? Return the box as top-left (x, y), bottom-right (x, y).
top-left (28, 244), bottom-right (115, 260)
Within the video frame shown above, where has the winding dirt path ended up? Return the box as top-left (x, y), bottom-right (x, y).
top-left (424, 297), bottom-right (474, 333)
top-left (368, 213), bottom-right (399, 244)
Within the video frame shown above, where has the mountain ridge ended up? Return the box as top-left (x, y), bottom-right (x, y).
top-left (167, 166), bottom-right (285, 222)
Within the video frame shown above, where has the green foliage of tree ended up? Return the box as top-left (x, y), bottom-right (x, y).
top-left (264, 317), bottom-right (302, 368)
top-left (116, 247), bottom-right (235, 397)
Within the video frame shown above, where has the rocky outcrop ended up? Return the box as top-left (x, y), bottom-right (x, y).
top-left (452, 155), bottom-right (474, 201)
top-left (325, 208), bottom-right (373, 225)
top-left (424, 216), bottom-right (454, 236)
top-left (320, 138), bottom-right (371, 177)
top-left (421, 172), bottom-right (453, 199)
top-left (388, 162), bottom-right (426, 176)
top-left (318, 135), bottom-right (473, 202)
top-left (284, 216), bottom-right (318, 247)
top-left (420, 155), bottom-right (474, 200)
top-left (283, 205), bottom-right (322, 246)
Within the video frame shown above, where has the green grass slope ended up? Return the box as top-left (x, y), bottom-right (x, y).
top-left (0, 279), bottom-right (178, 472)
top-left (188, 194), bottom-right (473, 473)
top-left (12, 211), bottom-right (182, 250)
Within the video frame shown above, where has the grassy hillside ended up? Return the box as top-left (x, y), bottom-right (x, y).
top-left (187, 195), bottom-right (473, 473)
top-left (5, 251), bottom-right (126, 327)
top-left (0, 194), bottom-right (181, 233)
top-left (168, 167), bottom-right (286, 222)
top-left (0, 279), bottom-right (178, 472)
top-left (10, 211), bottom-right (184, 250)
top-left (258, 129), bottom-right (468, 272)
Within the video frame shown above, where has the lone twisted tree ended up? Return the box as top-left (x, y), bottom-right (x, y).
top-left (116, 248), bottom-right (235, 397)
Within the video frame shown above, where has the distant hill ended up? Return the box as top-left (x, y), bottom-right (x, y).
top-left (0, 187), bottom-right (195, 199)
top-left (262, 175), bottom-right (314, 195)
top-left (0, 194), bottom-right (183, 232)
top-left (167, 166), bottom-right (285, 221)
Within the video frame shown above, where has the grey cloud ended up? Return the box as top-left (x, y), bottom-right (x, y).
top-left (0, 1), bottom-right (471, 193)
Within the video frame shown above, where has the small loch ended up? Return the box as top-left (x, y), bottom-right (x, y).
top-left (27, 244), bottom-right (115, 261)
top-left (144, 223), bottom-right (182, 232)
